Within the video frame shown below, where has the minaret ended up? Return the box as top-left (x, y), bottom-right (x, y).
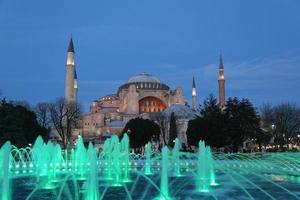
top-left (218, 53), bottom-right (225, 108)
top-left (65, 37), bottom-right (77, 103)
top-left (192, 76), bottom-right (197, 110)
top-left (74, 70), bottom-right (78, 102)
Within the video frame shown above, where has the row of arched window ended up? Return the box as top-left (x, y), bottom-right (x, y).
top-left (140, 107), bottom-right (164, 113)
top-left (135, 82), bottom-right (164, 89)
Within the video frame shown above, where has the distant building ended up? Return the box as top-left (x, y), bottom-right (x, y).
top-left (62, 38), bottom-right (226, 145)
top-left (162, 104), bottom-right (197, 146)
top-left (75, 72), bottom-right (186, 140)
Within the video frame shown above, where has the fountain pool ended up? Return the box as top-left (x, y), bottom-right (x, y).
top-left (1, 135), bottom-right (300, 200)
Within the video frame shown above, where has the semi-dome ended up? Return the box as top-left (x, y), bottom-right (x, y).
top-left (163, 104), bottom-right (197, 120)
top-left (127, 72), bottom-right (162, 83)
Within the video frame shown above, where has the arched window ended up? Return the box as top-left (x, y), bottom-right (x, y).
top-left (139, 96), bottom-right (167, 113)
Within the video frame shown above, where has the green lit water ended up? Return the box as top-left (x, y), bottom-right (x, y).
top-left (1, 135), bottom-right (300, 200)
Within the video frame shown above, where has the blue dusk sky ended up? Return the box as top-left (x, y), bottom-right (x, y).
top-left (0, 0), bottom-right (300, 112)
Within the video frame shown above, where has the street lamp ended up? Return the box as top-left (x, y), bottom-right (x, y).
top-left (271, 124), bottom-right (275, 130)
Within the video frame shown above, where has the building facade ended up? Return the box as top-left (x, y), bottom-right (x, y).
top-left (76, 72), bottom-right (186, 140)
top-left (61, 38), bottom-right (226, 146)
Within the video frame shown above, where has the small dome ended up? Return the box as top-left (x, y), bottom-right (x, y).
top-left (163, 104), bottom-right (197, 120)
top-left (127, 72), bottom-right (162, 83)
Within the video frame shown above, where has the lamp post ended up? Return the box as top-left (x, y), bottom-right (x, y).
top-left (271, 124), bottom-right (275, 130)
top-left (271, 124), bottom-right (276, 150)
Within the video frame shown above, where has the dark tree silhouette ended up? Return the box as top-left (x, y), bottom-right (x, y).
top-left (187, 95), bottom-right (261, 152)
top-left (122, 118), bottom-right (160, 148)
top-left (34, 102), bottom-right (51, 129)
top-left (48, 98), bottom-right (82, 149)
top-left (186, 94), bottom-right (227, 148)
top-left (168, 112), bottom-right (177, 148)
top-left (260, 103), bottom-right (300, 150)
top-left (0, 99), bottom-right (49, 147)
top-left (225, 97), bottom-right (261, 152)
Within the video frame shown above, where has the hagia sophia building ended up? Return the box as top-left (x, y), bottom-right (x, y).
top-left (62, 38), bottom-right (226, 146)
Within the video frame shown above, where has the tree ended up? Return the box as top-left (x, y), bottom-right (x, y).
top-left (0, 98), bottom-right (49, 147)
top-left (255, 129), bottom-right (272, 151)
top-left (186, 94), bottom-right (227, 148)
top-left (11, 100), bottom-right (32, 111)
top-left (274, 103), bottom-right (300, 138)
top-left (259, 103), bottom-right (276, 148)
top-left (168, 112), bottom-right (177, 148)
top-left (122, 118), bottom-right (160, 148)
top-left (260, 103), bottom-right (275, 132)
top-left (225, 97), bottom-right (261, 152)
top-left (34, 102), bottom-right (51, 129)
top-left (186, 117), bottom-right (204, 147)
top-left (187, 95), bottom-right (261, 152)
top-left (260, 103), bottom-right (300, 150)
top-left (48, 98), bottom-right (81, 149)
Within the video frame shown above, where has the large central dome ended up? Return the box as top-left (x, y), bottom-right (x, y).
top-left (118, 72), bottom-right (169, 91)
top-left (127, 72), bottom-right (162, 83)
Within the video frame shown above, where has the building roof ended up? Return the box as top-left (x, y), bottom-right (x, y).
top-left (163, 103), bottom-right (197, 120)
top-left (100, 107), bottom-right (118, 113)
top-left (100, 94), bottom-right (117, 99)
top-left (192, 76), bottom-right (196, 88)
top-left (127, 72), bottom-right (162, 83)
top-left (219, 52), bottom-right (224, 69)
top-left (118, 72), bottom-right (169, 91)
top-left (107, 121), bottom-right (127, 127)
top-left (68, 37), bottom-right (75, 53)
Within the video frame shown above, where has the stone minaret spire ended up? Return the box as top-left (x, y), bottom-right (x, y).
top-left (65, 37), bottom-right (77, 103)
top-left (218, 52), bottom-right (225, 108)
top-left (74, 70), bottom-right (78, 102)
top-left (192, 76), bottom-right (197, 110)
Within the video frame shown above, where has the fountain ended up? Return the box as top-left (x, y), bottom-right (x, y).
top-left (159, 146), bottom-right (170, 200)
top-left (111, 135), bottom-right (121, 186)
top-left (74, 136), bottom-right (87, 180)
top-left (197, 140), bottom-right (208, 192)
top-left (144, 142), bottom-right (152, 175)
top-left (172, 138), bottom-right (181, 177)
top-left (1, 135), bottom-right (300, 200)
top-left (100, 137), bottom-right (112, 180)
top-left (121, 134), bottom-right (130, 182)
top-left (84, 142), bottom-right (99, 200)
top-left (0, 141), bottom-right (11, 200)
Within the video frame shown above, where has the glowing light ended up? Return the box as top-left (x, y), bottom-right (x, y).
top-left (199, 189), bottom-right (210, 193)
top-left (192, 90), bottom-right (196, 96)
